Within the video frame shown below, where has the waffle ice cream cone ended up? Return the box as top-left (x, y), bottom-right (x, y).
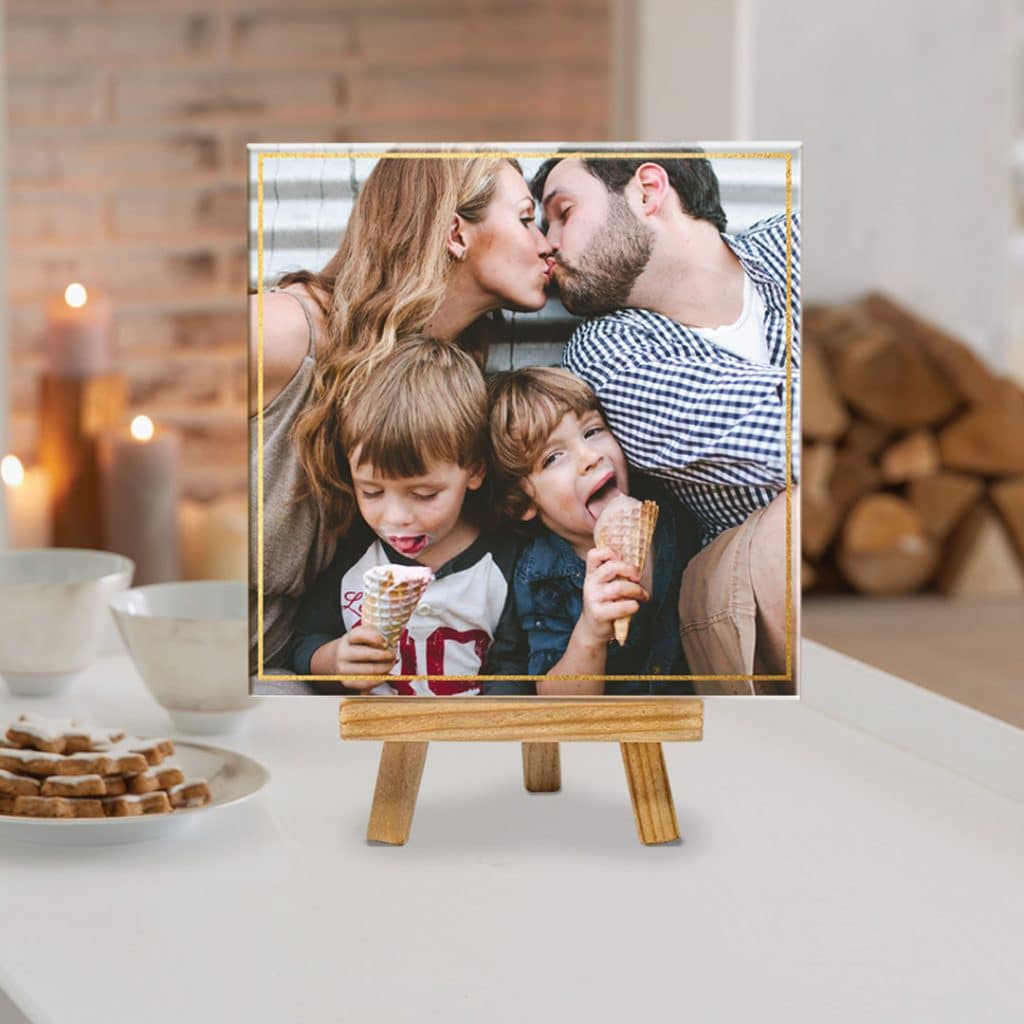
top-left (594, 495), bottom-right (659, 645)
top-left (360, 564), bottom-right (434, 648)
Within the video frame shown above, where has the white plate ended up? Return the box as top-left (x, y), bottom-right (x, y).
top-left (0, 741), bottom-right (269, 845)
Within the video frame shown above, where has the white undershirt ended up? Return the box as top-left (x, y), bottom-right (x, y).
top-left (692, 273), bottom-right (769, 364)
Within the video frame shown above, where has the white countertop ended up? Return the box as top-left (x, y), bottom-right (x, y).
top-left (1, 642), bottom-right (1020, 1024)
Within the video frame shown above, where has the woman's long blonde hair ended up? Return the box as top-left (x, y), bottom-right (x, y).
top-left (285, 155), bottom-right (518, 538)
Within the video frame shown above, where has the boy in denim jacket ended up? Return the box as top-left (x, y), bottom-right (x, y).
top-left (489, 368), bottom-right (696, 695)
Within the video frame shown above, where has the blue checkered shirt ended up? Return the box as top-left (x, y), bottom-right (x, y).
top-left (562, 213), bottom-right (800, 545)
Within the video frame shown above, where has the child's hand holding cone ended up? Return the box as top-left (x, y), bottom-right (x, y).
top-left (325, 626), bottom-right (398, 687)
top-left (593, 495), bottom-right (659, 645)
top-left (309, 564), bottom-right (433, 683)
top-left (577, 546), bottom-right (650, 647)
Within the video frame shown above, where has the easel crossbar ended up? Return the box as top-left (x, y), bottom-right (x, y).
top-left (340, 699), bottom-right (704, 742)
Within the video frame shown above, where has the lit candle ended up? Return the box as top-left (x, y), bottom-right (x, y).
top-left (44, 282), bottom-right (113, 377)
top-left (1, 456), bottom-right (53, 549)
top-left (101, 415), bottom-right (181, 585)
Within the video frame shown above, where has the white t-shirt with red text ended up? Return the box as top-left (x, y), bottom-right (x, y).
top-left (340, 538), bottom-right (509, 695)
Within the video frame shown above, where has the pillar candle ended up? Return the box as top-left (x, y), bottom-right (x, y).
top-left (101, 416), bottom-right (181, 585)
top-left (44, 283), bottom-right (113, 377)
top-left (1, 456), bottom-right (53, 549)
top-left (180, 494), bottom-right (248, 581)
top-left (39, 372), bottom-right (126, 548)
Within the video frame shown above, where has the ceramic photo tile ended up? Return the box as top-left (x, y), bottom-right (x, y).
top-left (247, 144), bottom-right (801, 697)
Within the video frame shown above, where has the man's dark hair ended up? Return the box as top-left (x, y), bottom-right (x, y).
top-left (530, 148), bottom-right (727, 233)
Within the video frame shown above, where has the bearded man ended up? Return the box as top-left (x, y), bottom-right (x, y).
top-left (530, 151), bottom-right (800, 691)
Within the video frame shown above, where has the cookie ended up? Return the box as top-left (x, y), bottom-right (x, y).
top-left (64, 725), bottom-right (126, 754)
top-left (0, 767), bottom-right (41, 797)
top-left (126, 764), bottom-right (185, 795)
top-left (0, 748), bottom-right (106, 777)
top-left (102, 791), bottom-right (172, 817)
top-left (4, 714), bottom-right (125, 755)
top-left (102, 775), bottom-right (128, 797)
top-left (2, 717), bottom-right (206, 819)
top-left (12, 795), bottom-right (105, 819)
top-left (0, 746), bottom-right (148, 777)
top-left (40, 774), bottom-right (108, 798)
top-left (5, 715), bottom-right (76, 753)
top-left (168, 780), bottom-right (212, 809)
top-left (103, 751), bottom-right (149, 775)
top-left (122, 738), bottom-right (175, 766)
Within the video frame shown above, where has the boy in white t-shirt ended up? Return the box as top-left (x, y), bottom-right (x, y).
top-left (292, 338), bottom-right (528, 695)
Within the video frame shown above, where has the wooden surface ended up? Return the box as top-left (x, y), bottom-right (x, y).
top-left (860, 293), bottom-right (1003, 406)
top-left (935, 505), bottom-right (1024, 597)
top-left (837, 493), bottom-right (938, 594)
top-left (832, 326), bottom-right (960, 430)
top-left (879, 429), bottom-right (939, 484)
top-left (521, 742), bottom-right (561, 792)
top-left (366, 741), bottom-right (428, 845)
top-left (906, 471), bottom-right (983, 542)
top-left (340, 700), bottom-right (704, 742)
top-left (991, 477), bottom-right (1024, 561)
top-left (620, 742), bottom-right (680, 844)
top-left (802, 335), bottom-right (848, 440)
top-left (803, 595), bottom-right (1024, 728)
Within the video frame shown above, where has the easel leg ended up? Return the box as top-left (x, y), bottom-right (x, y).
top-left (620, 742), bottom-right (680, 845)
top-left (367, 741), bottom-right (428, 845)
top-left (521, 742), bottom-right (561, 792)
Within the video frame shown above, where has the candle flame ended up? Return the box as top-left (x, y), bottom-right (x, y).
top-left (1, 455), bottom-right (25, 488)
top-left (130, 415), bottom-right (155, 442)
top-left (64, 283), bottom-right (88, 309)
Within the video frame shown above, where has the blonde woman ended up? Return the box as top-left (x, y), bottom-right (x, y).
top-left (249, 155), bottom-right (553, 675)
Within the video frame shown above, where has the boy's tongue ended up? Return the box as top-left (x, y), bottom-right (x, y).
top-left (389, 534), bottom-right (428, 557)
top-left (586, 478), bottom-right (622, 523)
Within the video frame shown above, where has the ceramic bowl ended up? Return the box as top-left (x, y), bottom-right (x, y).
top-left (110, 580), bottom-right (258, 734)
top-left (0, 549), bottom-right (135, 697)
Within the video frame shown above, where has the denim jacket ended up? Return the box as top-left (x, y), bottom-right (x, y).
top-left (513, 480), bottom-right (696, 695)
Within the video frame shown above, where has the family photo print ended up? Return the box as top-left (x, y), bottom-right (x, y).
top-left (248, 143), bottom-right (802, 698)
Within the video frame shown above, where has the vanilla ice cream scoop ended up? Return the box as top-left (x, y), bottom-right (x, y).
top-left (360, 564), bottom-right (434, 648)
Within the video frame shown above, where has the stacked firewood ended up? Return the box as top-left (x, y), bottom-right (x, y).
top-left (802, 293), bottom-right (1024, 597)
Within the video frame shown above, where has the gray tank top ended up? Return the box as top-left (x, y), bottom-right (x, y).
top-left (249, 287), bottom-right (337, 674)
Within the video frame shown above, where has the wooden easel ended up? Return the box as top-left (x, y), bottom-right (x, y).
top-left (339, 699), bottom-right (704, 846)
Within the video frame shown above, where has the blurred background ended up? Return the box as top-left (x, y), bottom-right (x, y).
top-left (0, 1), bottom-right (1020, 721)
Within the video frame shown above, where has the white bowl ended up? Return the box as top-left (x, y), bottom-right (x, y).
top-left (110, 581), bottom-right (258, 734)
top-left (0, 549), bottom-right (135, 697)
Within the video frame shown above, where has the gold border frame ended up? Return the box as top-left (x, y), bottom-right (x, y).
top-left (253, 147), bottom-right (797, 688)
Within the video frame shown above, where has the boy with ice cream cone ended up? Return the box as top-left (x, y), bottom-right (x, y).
top-left (291, 339), bottom-right (529, 695)
top-left (489, 367), bottom-right (696, 695)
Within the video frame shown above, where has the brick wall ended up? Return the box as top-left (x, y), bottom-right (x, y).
top-left (5, 0), bottom-right (612, 499)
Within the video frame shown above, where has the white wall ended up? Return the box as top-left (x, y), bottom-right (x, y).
top-left (636, 0), bottom-right (736, 141)
top-left (634, 0), bottom-right (1017, 371)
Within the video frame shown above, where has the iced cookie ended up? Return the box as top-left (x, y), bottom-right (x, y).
top-left (12, 795), bottom-right (105, 819)
top-left (102, 791), bottom-right (173, 817)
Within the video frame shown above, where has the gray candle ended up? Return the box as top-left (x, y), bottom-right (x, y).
top-left (101, 416), bottom-right (181, 584)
